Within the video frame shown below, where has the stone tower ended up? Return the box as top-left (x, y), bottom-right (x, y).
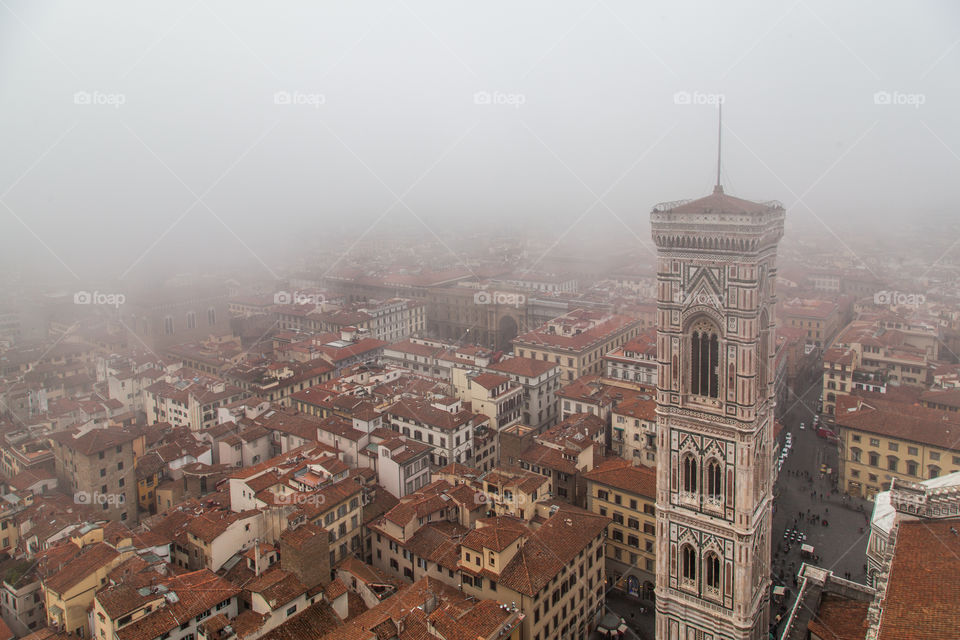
top-left (651, 184), bottom-right (785, 640)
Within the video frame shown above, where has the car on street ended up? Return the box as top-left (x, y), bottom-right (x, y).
top-left (799, 422), bottom-right (805, 430)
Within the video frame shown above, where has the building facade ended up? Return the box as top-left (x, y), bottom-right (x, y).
top-left (651, 185), bottom-right (783, 639)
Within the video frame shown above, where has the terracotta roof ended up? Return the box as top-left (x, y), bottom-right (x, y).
top-left (258, 601), bottom-right (341, 640)
top-left (461, 517), bottom-right (528, 553)
top-left (324, 578), bottom-right (348, 601)
top-left (807, 593), bottom-right (869, 640)
top-left (43, 542), bottom-right (119, 594)
top-left (246, 568), bottom-right (307, 609)
top-left (583, 458), bottom-right (657, 498)
top-left (513, 313), bottom-right (639, 351)
top-left (660, 185), bottom-right (780, 216)
top-left (384, 397), bottom-right (474, 431)
top-left (876, 518), bottom-right (960, 640)
top-left (116, 570), bottom-right (240, 640)
top-left (48, 427), bottom-right (136, 455)
top-left (487, 356), bottom-right (558, 378)
top-left (279, 522), bottom-right (325, 550)
top-left (496, 504), bottom-right (609, 596)
top-left (835, 395), bottom-right (960, 451)
top-left (469, 372), bottom-right (510, 390)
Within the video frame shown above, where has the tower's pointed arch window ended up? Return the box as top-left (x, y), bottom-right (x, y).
top-left (705, 552), bottom-right (721, 590)
top-left (707, 459), bottom-right (722, 501)
top-left (682, 454), bottom-right (698, 494)
top-left (681, 545), bottom-right (697, 582)
top-left (689, 318), bottom-right (720, 398)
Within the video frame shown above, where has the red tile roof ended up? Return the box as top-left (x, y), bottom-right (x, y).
top-left (877, 519), bottom-right (960, 640)
top-left (583, 458), bottom-right (656, 498)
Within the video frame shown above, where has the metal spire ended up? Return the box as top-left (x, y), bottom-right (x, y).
top-left (715, 102), bottom-right (723, 193)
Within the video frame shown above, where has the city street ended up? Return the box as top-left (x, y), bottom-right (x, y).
top-left (768, 377), bottom-right (873, 635)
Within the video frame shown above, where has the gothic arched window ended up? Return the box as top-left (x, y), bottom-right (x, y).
top-left (707, 459), bottom-right (722, 500)
top-left (705, 552), bottom-right (721, 590)
top-left (682, 454), bottom-right (698, 493)
top-left (690, 319), bottom-right (720, 398)
top-left (681, 545), bottom-right (697, 581)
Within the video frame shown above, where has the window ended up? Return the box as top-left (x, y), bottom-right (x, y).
top-left (690, 319), bottom-right (719, 398)
top-left (852, 434), bottom-right (861, 443)
top-left (705, 553), bottom-right (721, 590)
top-left (929, 465), bottom-right (941, 478)
top-left (930, 451), bottom-right (941, 461)
top-left (851, 448), bottom-right (861, 463)
top-left (888, 442), bottom-right (899, 452)
top-left (597, 489), bottom-right (608, 501)
top-left (681, 545), bottom-right (697, 581)
top-left (906, 461), bottom-right (918, 476)
top-left (887, 456), bottom-right (898, 472)
top-left (682, 454), bottom-right (698, 493)
top-left (707, 459), bottom-right (722, 500)
top-left (908, 446), bottom-right (918, 455)
top-left (870, 438), bottom-right (880, 447)
top-left (869, 452), bottom-right (879, 467)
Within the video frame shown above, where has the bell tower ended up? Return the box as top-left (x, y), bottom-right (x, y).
top-left (651, 181), bottom-right (785, 639)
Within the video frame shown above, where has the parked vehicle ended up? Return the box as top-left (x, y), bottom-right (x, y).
top-left (817, 427), bottom-right (839, 442)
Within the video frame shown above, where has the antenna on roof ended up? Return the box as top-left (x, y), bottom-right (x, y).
top-left (715, 101), bottom-right (723, 194)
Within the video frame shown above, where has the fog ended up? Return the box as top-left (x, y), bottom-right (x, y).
top-left (1, 0), bottom-right (959, 288)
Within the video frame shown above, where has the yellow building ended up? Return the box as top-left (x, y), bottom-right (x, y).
top-left (822, 347), bottom-right (857, 418)
top-left (780, 298), bottom-right (840, 348)
top-left (451, 369), bottom-right (523, 435)
top-left (513, 310), bottom-right (642, 383)
top-left (583, 458), bottom-right (658, 598)
top-left (836, 394), bottom-right (960, 499)
top-left (42, 541), bottom-right (132, 638)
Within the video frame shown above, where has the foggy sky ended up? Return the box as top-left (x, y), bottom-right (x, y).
top-left (1, 0), bottom-right (958, 286)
